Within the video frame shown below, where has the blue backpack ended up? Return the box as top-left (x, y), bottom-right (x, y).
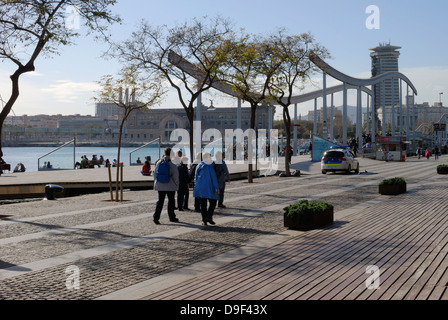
top-left (155, 159), bottom-right (170, 183)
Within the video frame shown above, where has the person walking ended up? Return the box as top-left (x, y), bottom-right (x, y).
top-left (425, 149), bottom-right (431, 160)
top-left (189, 152), bottom-right (202, 212)
top-left (177, 157), bottom-right (191, 211)
top-left (193, 152), bottom-right (219, 226)
top-left (214, 150), bottom-right (230, 208)
top-left (153, 147), bottom-right (180, 225)
top-left (434, 146), bottom-right (439, 160)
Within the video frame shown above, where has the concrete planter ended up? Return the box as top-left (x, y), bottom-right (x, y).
top-left (437, 166), bottom-right (448, 175)
top-left (284, 208), bottom-right (334, 231)
top-left (379, 183), bottom-right (407, 195)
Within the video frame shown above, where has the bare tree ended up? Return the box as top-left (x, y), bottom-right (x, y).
top-left (266, 29), bottom-right (329, 176)
top-left (95, 66), bottom-right (165, 201)
top-left (0, 0), bottom-right (120, 158)
top-left (218, 33), bottom-right (280, 183)
top-left (110, 16), bottom-right (234, 162)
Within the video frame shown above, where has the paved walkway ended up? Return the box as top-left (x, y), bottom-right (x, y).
top-left (0, 155), bottom-right (447, 306)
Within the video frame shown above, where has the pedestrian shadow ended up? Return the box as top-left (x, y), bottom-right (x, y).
top-left (0, 260), bottom-right (32, 271)
top-left (358, 170), bottom-right (378, 175)
top-left (198, 225), bottom-right (279, 237)
top-left (0, 216), bottom-right (152, 247)
top-left (0, 216), bottom-right (67, 231)
top-left (324, 220), bottom-right (349, 230)
top-left (290, 161), bottom-right (316, 174)
top-left (213, 208), bottom-right (280, 219)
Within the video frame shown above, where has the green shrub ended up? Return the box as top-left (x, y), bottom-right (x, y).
top-left (284, 200), bottom-right (333, 224)
top-left (379, 177), bottom-right (406, 186)
top-left (437, 164), bottom-right (448, 174)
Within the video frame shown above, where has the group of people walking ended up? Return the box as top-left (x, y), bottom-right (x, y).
top-left (416, 146), bottom-right (440, 160)
top-left (152, 147), bottom-right (230, 226)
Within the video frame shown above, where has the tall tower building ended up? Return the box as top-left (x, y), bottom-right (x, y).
top-left (370, 43), bottom-right (401, 110)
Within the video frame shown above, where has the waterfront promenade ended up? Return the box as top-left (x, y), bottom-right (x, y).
top-left (0, 158), bottom-right (273, 200)
top-left (0, 154), bottom-right (447, 305)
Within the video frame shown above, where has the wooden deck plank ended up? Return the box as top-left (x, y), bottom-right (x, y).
top-left (144, 241), bottom-right (311, 300)
top-left (263, 204), bottom-right (403, 298)
top-left (340, 192), bottom-right (448, 299)
top-left (363, 207), bottom-right (448, 300)
top-left (248, 213), bottom-right (394, 300)
top-left (284, 199), bottom-right (433, 300)
top-left (441, 287), bottom-right (448, 300)
top-left (385, 231), bottom-right (448, 300)
top-left (402, 233), bottom-right (448, 300)
top-left (175, 218), bottom-right (374, 300)
top-left (142, 179), bottom-right (448, 301)
top-left (282, 191), bottom-right (446, 300)
top-left (428, 286), bottom-right (446, 300)
top-left (312, 203), bottom-right (433, 300)
top-left (414, 242), bottom-right (448, 299)
top-left (184, 210), bottom-right (386, 299)
top-left (260, 208), bottom-right (418, 298)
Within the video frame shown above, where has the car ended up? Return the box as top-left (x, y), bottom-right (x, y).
top-left (321, 146), bottom-right (359, 174)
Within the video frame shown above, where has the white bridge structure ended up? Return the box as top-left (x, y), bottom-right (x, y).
top-left (168, 49), bottom-right (423, 156)
top-left (307, 51), bottom-right (418, 150)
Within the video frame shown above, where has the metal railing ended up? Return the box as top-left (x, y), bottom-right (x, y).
top-left (38, 138), bottom-right (76, 171)
top-left (129, 137), bottom-right (161, 166)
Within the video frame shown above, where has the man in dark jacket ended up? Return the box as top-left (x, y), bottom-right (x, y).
top-left (153, 147), bottom-right (180, 224)
top-left (189, 152), bottom-right (202, 212)
top-left (177, 157), bottom-right (191, 211)
top-left (214, 151), bottom-right (230, 208)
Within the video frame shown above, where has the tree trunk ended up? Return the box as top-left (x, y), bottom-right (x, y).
top-left (0, 61), bottom-right (36, 158)
top-left (283, 107), bottom-right (292, 177)
top-left (0, 72), bottom-right (22, 158)
top-left (248, 103), bottom-right (257, 183)
top-left (116, 108), bottom-right (132, 202)
top-left (188, 110), bottom-right (195, 162)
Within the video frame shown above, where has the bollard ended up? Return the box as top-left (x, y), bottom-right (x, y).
top-left (45, 184), bottom-right (64, 200)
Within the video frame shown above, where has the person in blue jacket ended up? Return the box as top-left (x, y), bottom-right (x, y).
top-left (193, 152), bottom-right (219, 226)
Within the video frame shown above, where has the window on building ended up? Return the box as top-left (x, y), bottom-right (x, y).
top-left (165, 120), bottom-right (178, 140)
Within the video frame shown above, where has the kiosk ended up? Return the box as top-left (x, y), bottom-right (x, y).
top-left (376, 136), bottom-right (407, 162)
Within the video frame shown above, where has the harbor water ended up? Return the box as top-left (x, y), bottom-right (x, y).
top-left (2, 138), bottom-right (307, 173)
top-left (2, 144), bottom-right (214, 173)
top-left (2, 146), bottom-right (160, 173)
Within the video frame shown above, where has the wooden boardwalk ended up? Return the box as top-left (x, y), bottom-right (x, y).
top-left (142, 177), bottom-right (448, 300)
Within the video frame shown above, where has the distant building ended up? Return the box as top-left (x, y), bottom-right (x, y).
top-left (370, 42), bottom-right (401, 110)
top-left (96, 103), bottom-right (120, 119)
top-left (3, 103), bottom-right (274, 145)
top-left (115, 103), bottom-right (275, 143)
top-left (377, 101), bottom-right (448, 130)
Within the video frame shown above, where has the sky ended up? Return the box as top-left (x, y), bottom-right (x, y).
top-left (1, 0), bottom-right (448, 120)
